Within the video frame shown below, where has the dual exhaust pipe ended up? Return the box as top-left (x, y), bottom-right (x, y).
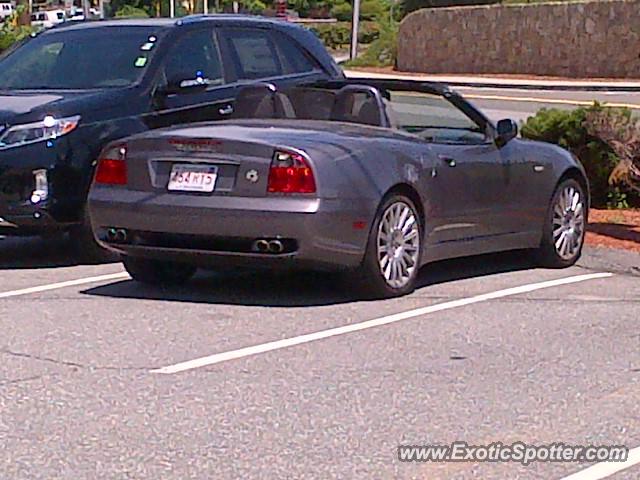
top-left (253, 239), bottom-right (284, 254)
top-left (106, 228), bottom-right (128, 243)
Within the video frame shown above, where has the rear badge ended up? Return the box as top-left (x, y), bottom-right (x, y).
top-left (245, 169), bottom-right (259, 183)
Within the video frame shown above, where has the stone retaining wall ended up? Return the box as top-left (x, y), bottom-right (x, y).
top-left (397, 0), bottom-right (640, 78)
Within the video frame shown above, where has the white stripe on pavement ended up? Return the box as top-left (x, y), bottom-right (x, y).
top-left (558, 446), bottom-right (640, 480)
top-left (0, 272), bottom-right (130, 299)
top-left (152, 272), bottom-right (612, 374)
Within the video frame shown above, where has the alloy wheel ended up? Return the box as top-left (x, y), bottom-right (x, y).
top-left (552, 184), bottom-right (585, 260)
top-left (377, 201), bottom-right (420, 289)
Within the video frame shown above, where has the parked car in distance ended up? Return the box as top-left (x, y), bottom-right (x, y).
top-left (0, 16), bottom-right (343, 258)
top-left (0, 2), bottom-right (15, 22)
top-left (30, 9), bottom-right (66, 29)
top-left (88, 80), bottom-right (589, 298)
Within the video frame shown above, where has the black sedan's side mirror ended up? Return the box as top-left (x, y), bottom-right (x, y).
top-left (496, 118), bottom-right (518, 146)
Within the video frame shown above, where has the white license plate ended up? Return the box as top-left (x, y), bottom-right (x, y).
top-left (168, 164), bottom-right (218, 192)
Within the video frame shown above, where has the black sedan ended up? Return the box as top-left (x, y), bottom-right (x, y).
top-left (88, 80), bottom-right (588, 298)
top-left (0, 16), bottom-right (342, 258)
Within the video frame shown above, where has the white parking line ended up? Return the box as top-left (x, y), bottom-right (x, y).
top-left (558, 446), bottom-right (640, 480)
top-left (152, 272), bottom-right (612, 374)
top-left (0, 272), bottom-right (130, 299)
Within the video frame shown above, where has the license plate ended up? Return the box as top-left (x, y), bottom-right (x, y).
top-left (168, 164), bottom-right (218, 192)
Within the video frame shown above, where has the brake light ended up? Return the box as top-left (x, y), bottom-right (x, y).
top-left (268, 150), bottom-right (316, 194)
top-left (95, 145), bottom-right (127, 185)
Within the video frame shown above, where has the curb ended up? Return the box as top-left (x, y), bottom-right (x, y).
top-left (342, 69), bottom-right (640, 92)
top-left (432, 81), bottom-right (640, 93)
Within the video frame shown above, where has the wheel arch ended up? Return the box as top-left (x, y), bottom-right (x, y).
top-left (556, 167), bottom-right (591, 213)
top-left (381, 183), bottom-right (426, 233)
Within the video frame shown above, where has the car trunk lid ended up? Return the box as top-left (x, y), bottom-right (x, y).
top-left (124, 135), bottom-right (277, 197)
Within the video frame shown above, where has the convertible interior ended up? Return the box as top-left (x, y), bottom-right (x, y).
top-left (231, 82), bottom-right (491, 145)
top-left (232, 83), bottom-right (392, 127)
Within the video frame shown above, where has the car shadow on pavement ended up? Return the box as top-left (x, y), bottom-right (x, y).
top-left (0, 235), bottom-right (116, 269)
top-left (82, 250), bottom-right (537, 307)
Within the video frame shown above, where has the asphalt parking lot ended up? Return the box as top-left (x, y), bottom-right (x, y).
top-left (1, 235), bottom-right (639, 479)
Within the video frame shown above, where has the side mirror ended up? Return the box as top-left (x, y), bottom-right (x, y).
top-left (496, 118), bottom-right (518, 146)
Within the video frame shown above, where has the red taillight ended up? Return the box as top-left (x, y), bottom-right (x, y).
top-left (267, 150), bottom-right (316, 194)
top-left (95, 145), bottom-right (127, 185)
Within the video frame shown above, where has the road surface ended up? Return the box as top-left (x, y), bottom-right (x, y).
top-left (1, 233), bottom-right (639, 479)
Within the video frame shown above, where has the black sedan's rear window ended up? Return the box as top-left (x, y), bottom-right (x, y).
top-left (0, 27), bottom-right (163, 90)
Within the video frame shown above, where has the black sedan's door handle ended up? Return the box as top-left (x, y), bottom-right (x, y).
top-left (438, 155), bottom-right (457, 167)
top-left (219, 104), bottom-right (234, 116)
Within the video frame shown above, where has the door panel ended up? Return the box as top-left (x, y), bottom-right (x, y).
top-left (428, 142), bottom-right (511, 243)
top-left (505, 141), bottom-right (555, 234)
top-left (145, 27), bottom-right (237, 130)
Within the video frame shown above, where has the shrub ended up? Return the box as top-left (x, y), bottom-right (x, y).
top-left (309, 21), bottom-right (380, 50)
top-left (360, 0), bottom-right (389, 20)
top-left (343, 18), bottom-right (397, 67)
top-left (330, 2), bottom-right (352, 21)
top-left (584, 107), bottom-right (640, 197)
top-left (521, 104), bottom-right (639, 208)
top-left (0, 8), bottom-right (33, 54)
top-left (115, 5), bottom-right (150, 17)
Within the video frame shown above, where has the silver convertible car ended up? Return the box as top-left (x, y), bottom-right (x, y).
top-left (88, 79), bottom-right (588, 297)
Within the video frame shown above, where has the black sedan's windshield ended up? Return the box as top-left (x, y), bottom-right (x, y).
top-left (0, 27), bottom-right (163, 90)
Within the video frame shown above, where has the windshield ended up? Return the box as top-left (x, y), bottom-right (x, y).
top-left (0, 27), bottom-right (162, 90)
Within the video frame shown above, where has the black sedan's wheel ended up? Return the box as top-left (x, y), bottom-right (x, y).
top-left (355, 194), bottom-right (422, 298)
top-left (123, 256), bottom-right (197, 286)
top-left (535, 179), bottom-right (587, 268)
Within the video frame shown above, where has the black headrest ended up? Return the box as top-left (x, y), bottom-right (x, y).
top-left (286, 87), bottom-right (336, 120)
top-left (330, 85), bottom-right (389, 127)
top-left (232, 83), bottom-right (296, 119)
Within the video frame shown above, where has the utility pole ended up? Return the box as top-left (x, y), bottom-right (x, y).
top-left (349, 0), bottom-right (361, 60)
top-left (170, 0), bottom-right (175, 17)
top-left (204, 0), bottom-right (207, 13)
top-left (82, 0), bottom-right (90, 18)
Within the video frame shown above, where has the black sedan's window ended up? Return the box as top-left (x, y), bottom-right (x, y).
top-left (0, 27), bottom-right (162, 90)
top-left (386, 90), bottom-right (488, 144)
top-left (161, 29), bottom-right (224, 88)
top-left (271, 32), bottom-right (317, 75)
top-left (226, 30), bottom-right (282, 80)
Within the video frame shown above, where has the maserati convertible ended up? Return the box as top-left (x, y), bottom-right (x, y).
top-left (87, 79), bottom-right (588, 298)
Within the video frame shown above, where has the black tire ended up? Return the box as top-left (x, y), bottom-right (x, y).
top-left (68, 209), bottom-right (116, 263)
top-left (350, 193), bottom-right (423, 299)
top-left (534, 178), bottom-right (587, 268)
top-left (123, 256), bottom-right (197, 286)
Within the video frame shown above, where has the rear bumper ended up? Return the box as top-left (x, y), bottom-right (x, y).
top-left (88, 188), bottom-right (374, 270)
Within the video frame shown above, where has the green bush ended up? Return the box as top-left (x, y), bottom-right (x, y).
top-left (309, 21), bottom-right (380, 50)
top-left (343, 18), bottom-right (397, 67)
top-left (115, 5), bottom-right (150, 17)
top-left (521, 104), bottom-right (639, 208)
top-left (330, 2), bottom-right (352, 20)
top-left (360, 0), bottom-right (389, 20)
top-left (0, 8), bottom-right (33, 54)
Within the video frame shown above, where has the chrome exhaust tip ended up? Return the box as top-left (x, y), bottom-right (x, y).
top-left (115, 229), bottom-right (128, 243)
top-left (106, 228), bottom-right (118, 242)
top-left (268, 239), bottom-right (284, 254)
top-left (253, 239), bottom-right (270, 252)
